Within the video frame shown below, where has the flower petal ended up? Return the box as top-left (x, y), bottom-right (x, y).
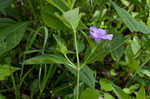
top-left (101, 34), bottom-right (113, 40)
top-left (89, 26), bottom-right (113, 42)
top-left (95, 38), bottom-right (101, 42)
top-left (97, 28), bottom-right (106, 35)
top-left (90, 26), bottom-right (106, 35)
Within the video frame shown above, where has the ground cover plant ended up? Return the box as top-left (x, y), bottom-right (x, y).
top-left (1, 0), bottom-right (150, 99)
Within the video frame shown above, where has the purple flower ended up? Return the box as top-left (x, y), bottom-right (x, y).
top-left (90, 26), bottom-right (113, 42)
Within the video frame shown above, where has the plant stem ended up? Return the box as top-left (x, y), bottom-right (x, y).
top-left (11, 75), bottom-right (19, 99)
top-left (26, 0), bottom-right (37, 20)
top-left (73, 29), bottom-right (80, 67)
top-left (73, 29), bottom-right (80, 99)
top-left (76, 68), bottom-right (80, 99)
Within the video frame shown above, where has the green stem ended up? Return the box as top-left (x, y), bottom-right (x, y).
top-left (26, 0), bottom-right (37, 20)
top-left (73, 29), bottom-right (80, 99)
top-left (73, 29), bottom-right (80, 67)
top-left (11, 75), bottom-right (20, 99)
top-left (76, 68), bottom-right (80, 99)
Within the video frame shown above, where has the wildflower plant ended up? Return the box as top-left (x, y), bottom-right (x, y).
top-left (0, 0), bottom-right (150, 99)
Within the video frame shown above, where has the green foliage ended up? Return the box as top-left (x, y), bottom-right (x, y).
top-left (100, 78), bottom-right (112, 91)
top-left (1, 0), bottom-right (150, 99)
top-left (41, 5), bottom-right (68, 30)
top-left (0, 22), bottom-right (29, 56)
top-left (0, 0), bottom-right (13, 10)
top-left (0, 64), bottom-right (20, 80)
top-left (0, 94), bottom-right (6, 99)
top-left (112, 1), bottom-right (150, 34)
top-left (130, 36), bottom-right (141, 55)
top-left (24, 54), bottom-right (69, 65)
top-left (136, 86), bottom-right (146, 99)
top-left (62, 8), bottom-right (82, 30)
top-left (67, 66), bottom-right (96, 88)
top-left (104, 93), bottom-right (115, 99)
top-left (80, 88), bottom-right (102, 99)
top-left (112, 85), bottom-right (131, 99)
top-left (54, 34), bottom-right (68, 54)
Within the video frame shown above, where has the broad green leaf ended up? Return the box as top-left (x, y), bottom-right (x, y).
top-left (130, 36), bottom-right (141, 55)
top-left (112, 1), bottom-right (150, 34)
top-left (53, 84), bottom-right (72, 97)
top-left (0, 64), bottom-right (20, 80)
top-left (0, 18), bottom-right (16, 28)
top-left (29, 79), bottom-right (39, 98)
top-left (84, 40), bottom-right (107, 64)
top-left (128, 56), bottom-right (140, 71)
top-left (112, 84), bottom-right (131, 99)
top-left (84, 34), bottom-right (126, 64)
top-left (41, 5), bottom-right (69, 30)
top-left (80, 88), bottom-right (102, 99)
top-left (54, 35), bottom-right (68, 54)
top-left (123, 84), bottom-right (139, 94)
top-left (100, 78), bottom-right (112, 91)
top-left (0, 94), bottom-right (6, 99)
top-left (140, 67), bottom-right (150, 78)
top-left (136, 86), bottom-right (146, 99)
top-left (111, 34), bottom-right (126, 61)
top-left (121, 0), bottom-right (129, 6)
top-left (62, 8), bottom-right (82, 30)
top-left (147, 13), bottom-right (150, 26)
top-left (0, 22), bottom-right (29, 56)
top-left (112, 45), bottom-right (125, 62)
top-left (0, 0), bottom-right (13, 9)
top-left (47, 0), bottom-right (69, 13)
top-left (24, 54), bottom-right (69, 65)
top-left (108, 34), bottom-right (127, 52)
top-left (77, 40), bottom-right (85, 53)
top-left (67, 66), bottom-right (96, 88)
top-left (125, 47), bottom-right (140, 71)
top-left (104, 93), bottom-right (115, 99)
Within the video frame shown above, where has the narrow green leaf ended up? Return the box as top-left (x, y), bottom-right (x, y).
top-left (0, 64), bottom-right (20, 80)
top-left (24, 54), bottom-right (69, 65)
top-left (112, 84), bottom-right (131, 99)
top-left (136, 86), bottom-right (146, 99)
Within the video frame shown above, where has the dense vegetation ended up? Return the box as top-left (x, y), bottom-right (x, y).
top-left (0, 0), bottom-right (150, 99)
